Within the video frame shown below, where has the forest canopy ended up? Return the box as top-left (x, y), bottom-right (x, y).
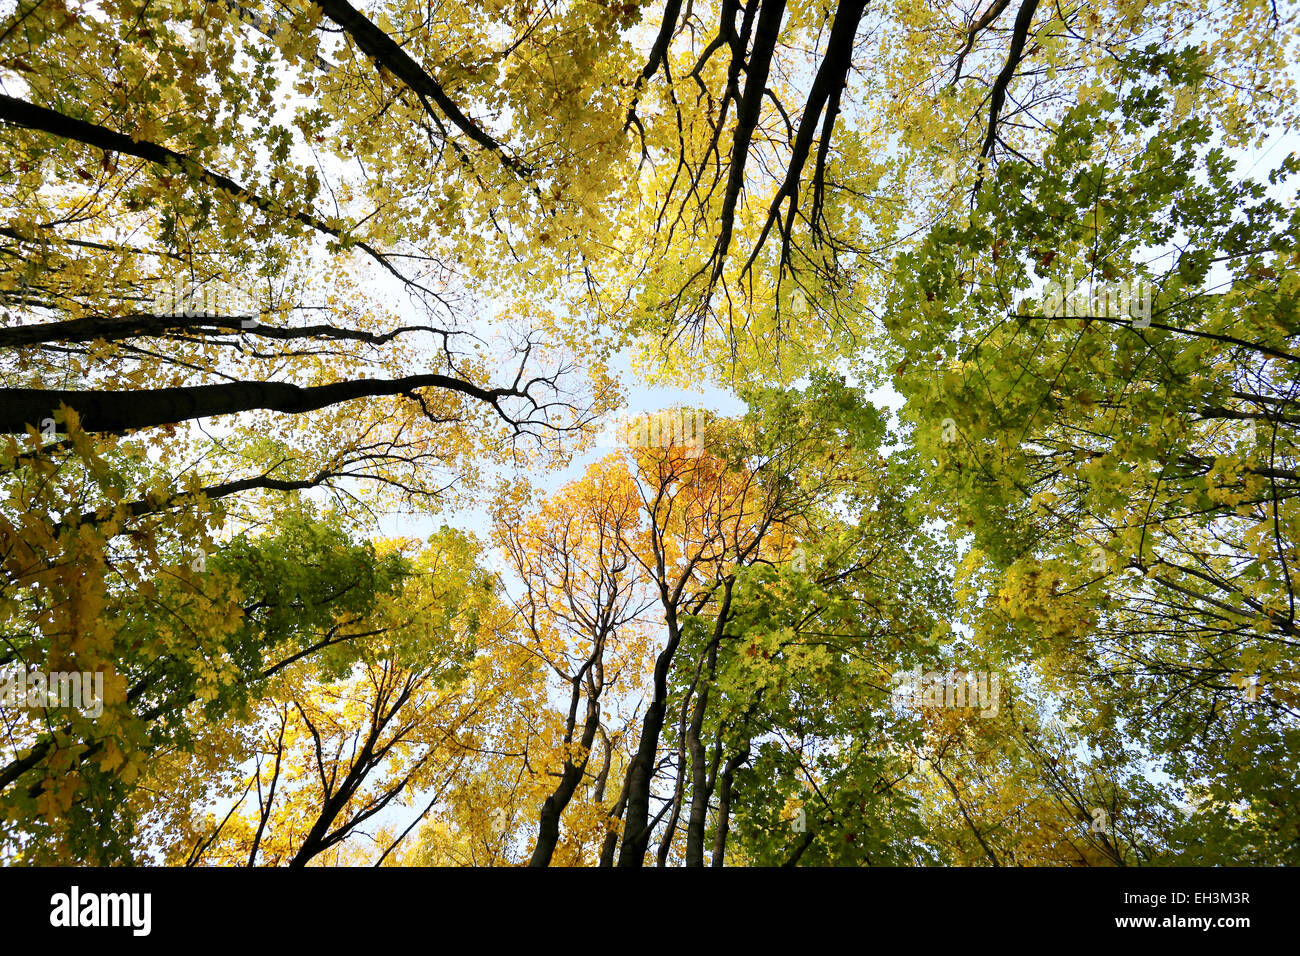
top-left (0, 0), bottom-right (1297, 866)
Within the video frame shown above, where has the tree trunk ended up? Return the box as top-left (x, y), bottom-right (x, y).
top-left (710, 739), bottom-right (750, 866)
top-left (682, 649), bottom-right (717, 866)
top-left (685, 584), bottom-right (731, 864)
top-left (529, 697), bottom-right (601, 867)
top-left (616, 614), bottom-right (681, 867)
top-left (598, 782), bottom-right (629, 868)
top-left (0, 373), bottom-right (505, 434)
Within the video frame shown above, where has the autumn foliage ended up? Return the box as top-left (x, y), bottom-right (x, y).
top-left (1, 0), bottom-right (1297, 865)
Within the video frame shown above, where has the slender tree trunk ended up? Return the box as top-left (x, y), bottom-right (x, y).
top-left (591, 729), bottom-right (613, 805)
top-left (616, 700), bottom-right (668, 866)
top-left (0, 93), bottom-right (406, 281)
top-left (616, 616), bottom-right (681, 867)
top-left (685, 584), bottom-right (732, 864)
top-left (683, 646), bottom-right (718, 866)
top-left (598, 783), bottom-right (629, 868)
top-left (710, 739), bottom-right (750, 866)
top-left (529, 697), bottom-right (601, 867)
top-left (656, 678), bottom-right (700, 866)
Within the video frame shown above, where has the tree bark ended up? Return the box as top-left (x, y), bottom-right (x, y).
top-left (0, 312), bottom-right (429, 349)
top-left (710, 739), bottom-right (750, 866)
top-left (683, 645), bottom-right (720, 866)
top-left (529, 695), bottom-right (601, 867)
top-left (310, 0), bottom-right (524, 173)
top-left (616, 614), bottom-right (683, 866)
top-left (0, 373), bottom-right (512, 434)
top-left (598, 780), bottom-right (629, 868)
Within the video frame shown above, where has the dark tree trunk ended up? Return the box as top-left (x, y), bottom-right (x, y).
top-left (0, 373), bottom-right (506, 434)
top-left (616, 609), bottom-right (683, 867)
top-left (710, 739), bottom-right (750, 866)
top-left (529, 697), bottom-right (601, 867)
top-left (616, 696), bottom-right (669, 867)
top-left (0, 312), bottom-right (418, 349)
top-left (685, 583), bottom-right (732, 864)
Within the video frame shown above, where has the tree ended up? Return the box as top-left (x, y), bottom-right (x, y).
top-left (884, 65), bottom-right (1300, 862)
top-left (3, 0), bottom-right (1297, 868)
top-left (468, 380), bottom-right (954, 867)
top-left (1, 485), bottom-right (412, 863)
top-left (492, 458), bottom-right (653, 866)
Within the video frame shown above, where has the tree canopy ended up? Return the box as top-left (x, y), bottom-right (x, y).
top-left (1, 0), bottom-right (1296, 866)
